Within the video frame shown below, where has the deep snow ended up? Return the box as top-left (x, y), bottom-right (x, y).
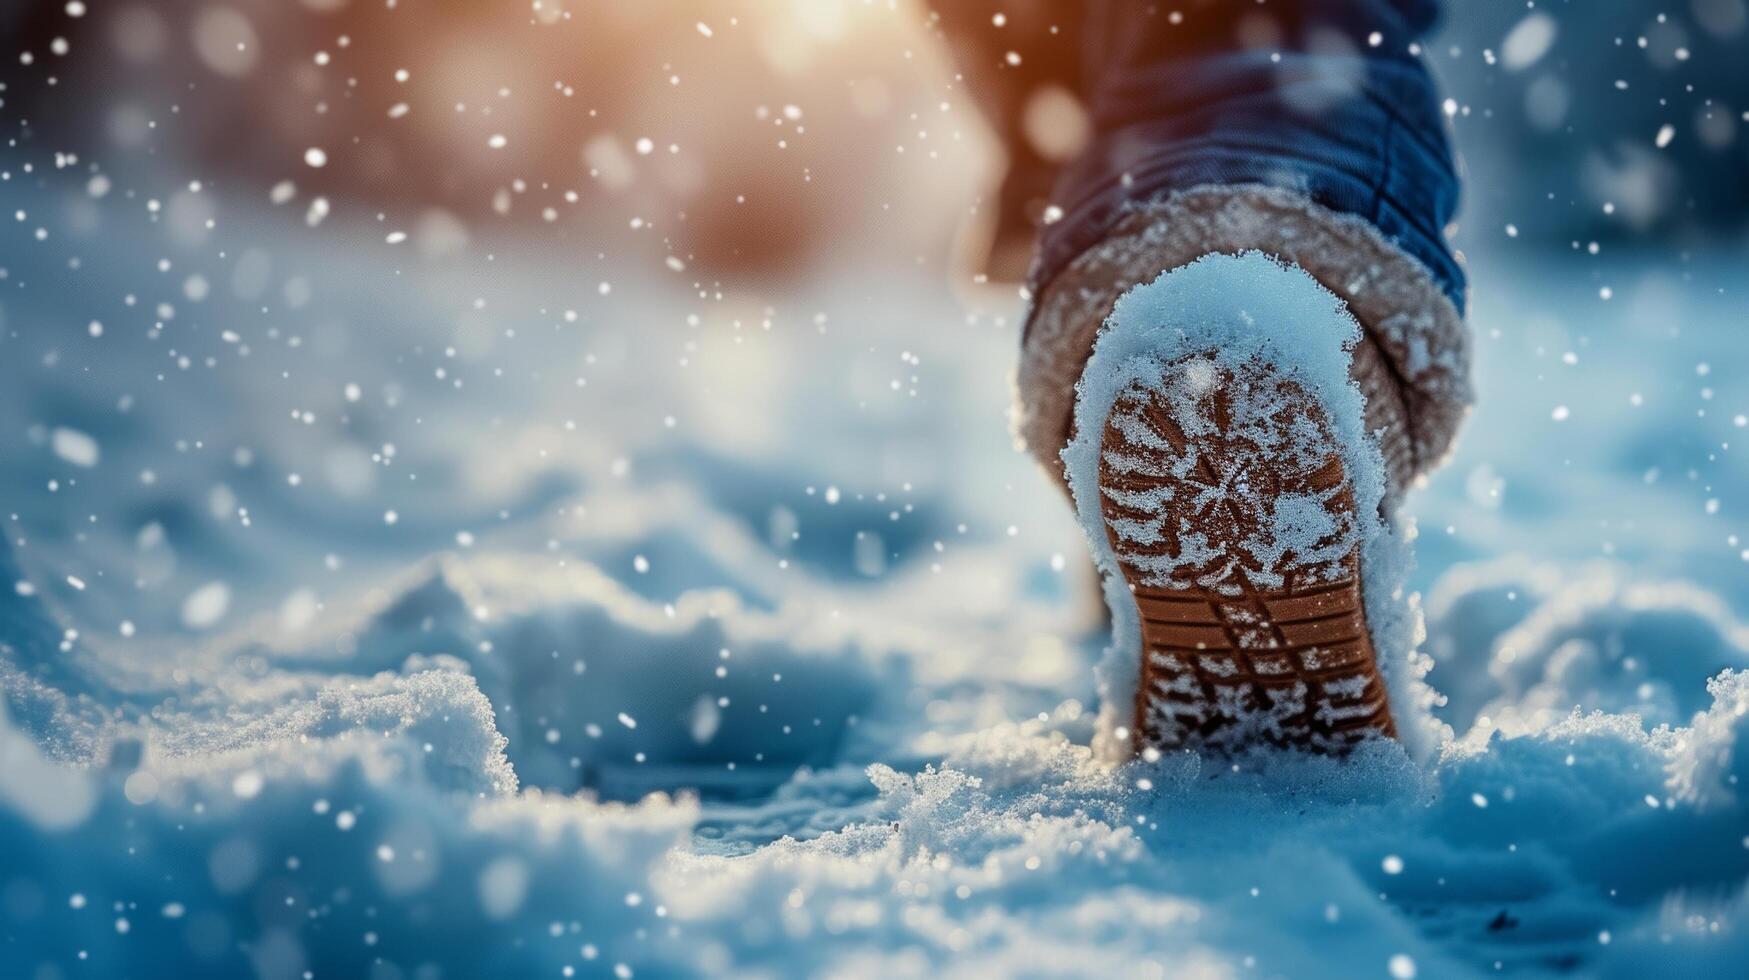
top-left (5, 150), bottom-right (1749, 980)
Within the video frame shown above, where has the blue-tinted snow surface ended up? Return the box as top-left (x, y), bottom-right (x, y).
top-left (5, 159), bottom-right (1749, 980)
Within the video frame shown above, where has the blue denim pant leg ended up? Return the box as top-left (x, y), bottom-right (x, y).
top-left (1030, 0), bottom-right (1464, 319)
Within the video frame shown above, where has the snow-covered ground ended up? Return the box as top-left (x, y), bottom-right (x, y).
top-left (3, 152), bottom-right (1748, 977)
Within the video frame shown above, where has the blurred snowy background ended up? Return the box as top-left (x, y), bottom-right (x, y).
top-left (2, 2), bottom-right (1748, 978)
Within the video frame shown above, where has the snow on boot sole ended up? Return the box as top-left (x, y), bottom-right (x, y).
top-left (1057, 252), bottom-right (1426, 760)
top-left (1095, 355), bottom-right (1397, 754)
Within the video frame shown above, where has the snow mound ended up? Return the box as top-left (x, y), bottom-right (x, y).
top-left (9, 455), bottom-right (1748, 978)
top-left (1428, 560), bottom-right (1749, 737)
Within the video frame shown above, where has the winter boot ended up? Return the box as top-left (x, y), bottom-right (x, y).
top-left (1016, 187), bottom-right (1471, 760)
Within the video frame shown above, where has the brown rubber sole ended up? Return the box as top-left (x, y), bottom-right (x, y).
top-left (1096, 355), bottom-right (1396, 754)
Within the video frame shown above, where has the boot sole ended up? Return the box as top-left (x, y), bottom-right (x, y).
top-left (1095, 355), bottom-right (1397, 754)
